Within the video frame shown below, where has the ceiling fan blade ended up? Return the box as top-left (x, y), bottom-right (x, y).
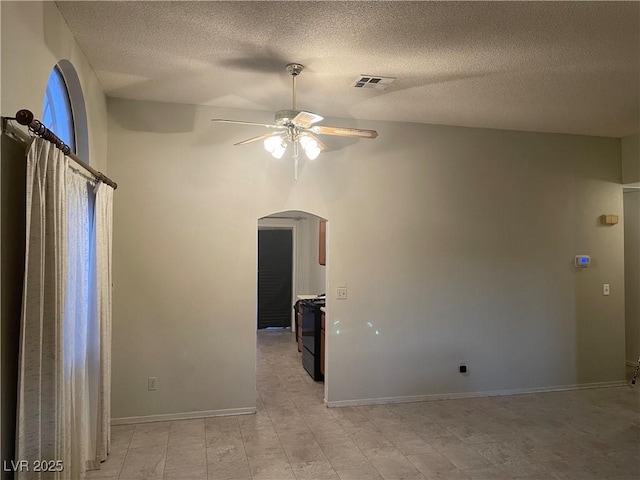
top-left (311, 125), bottom-right (379, 139)
top-left (292, 111), bottom-right (324, 127)
top-left (234, 132), bottom-right (280, 146)
top-left (211, 119), bottom-right (283, 130)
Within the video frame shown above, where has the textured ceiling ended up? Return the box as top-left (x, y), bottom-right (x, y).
top-left (56, 1), bottom-right (639, 137)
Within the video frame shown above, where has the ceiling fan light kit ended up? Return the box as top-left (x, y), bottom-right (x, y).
top-left (300, 136), bottom-right (321, 160)
top-left (212, 63), bottom-right (378, 180)
top-left (264, 135), bottom-right (287, 159)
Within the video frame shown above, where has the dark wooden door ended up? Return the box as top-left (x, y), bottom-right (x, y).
top-left (258, 229), bottom-right (293, 329)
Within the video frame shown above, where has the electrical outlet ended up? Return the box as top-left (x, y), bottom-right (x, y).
top-left (148, 377), bottom-right (157, 391)
top-left (603, 283), bottom-right (610, 296)
top-left (337, 287), bottom-right (347, 300)
top-left (459, 363), bottom-right (467, 374)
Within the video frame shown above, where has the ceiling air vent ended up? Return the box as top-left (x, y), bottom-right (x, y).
top-left (352, 75), bottom-right (396, 90)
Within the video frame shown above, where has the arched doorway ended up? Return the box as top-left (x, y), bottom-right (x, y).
top-left (256, 210), bottom-right (328, 395)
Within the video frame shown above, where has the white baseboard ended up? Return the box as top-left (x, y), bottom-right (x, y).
top-left (325, 381), bottom-right (627, 408)
top-left (111, 406), bottom-right (256, 426)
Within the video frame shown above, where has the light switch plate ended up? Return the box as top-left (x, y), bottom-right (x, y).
top-left (148, 377), bottom-right (157, 391)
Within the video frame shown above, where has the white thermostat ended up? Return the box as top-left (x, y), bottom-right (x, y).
top-left (575, 255), bottom-right (591, 268)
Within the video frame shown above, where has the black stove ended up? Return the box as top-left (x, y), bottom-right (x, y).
top-left (300, 299), bottom-right (324, 381)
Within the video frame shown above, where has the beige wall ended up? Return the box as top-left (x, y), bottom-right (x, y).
top-left (0, 136), bottom-right (27, 480)
top-left (107, 97), bottom-right (625, 419)
top-left (0, 1), bottom-right (108, 171)
top-left (622, 134), bottom-right (640, 365)
top-left (622, 134), bottom-right (640, 185)
top-left (0, 1), bottom-right (629, 426)
top-left (1, 0), bottom-right (109, 471)
top-left (624, 191), bottom-right (640, 364)
top-left (304, 216), bottom-right (327, 295)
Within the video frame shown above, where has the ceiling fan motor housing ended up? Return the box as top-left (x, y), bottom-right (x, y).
top-left (275, 109), bottom-right (301, 125)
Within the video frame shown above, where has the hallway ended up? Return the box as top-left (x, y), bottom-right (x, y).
top-left (91, 330), bottom-right (639, 479)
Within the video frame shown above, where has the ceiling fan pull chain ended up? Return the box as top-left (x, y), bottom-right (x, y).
top-left (293, 141), bottom-right (299, 181)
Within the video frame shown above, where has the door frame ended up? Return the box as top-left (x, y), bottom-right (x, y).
top-left (257, 220), bottom-right (298, 330)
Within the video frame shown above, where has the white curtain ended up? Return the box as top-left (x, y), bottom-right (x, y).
top-left (16, 137), bottom-right (114, 479)
top-left (64, 171), bottom-right (93, 479)
top-left (91, 182), bottom-right (113, 466)
top-left (17, 138), bottom-right (69, 479)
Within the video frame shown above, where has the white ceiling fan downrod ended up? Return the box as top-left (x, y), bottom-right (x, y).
top-left (285, 63), bottom-right (304, 111)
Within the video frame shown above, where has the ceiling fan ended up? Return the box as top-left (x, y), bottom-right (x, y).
top-left (211, 63), bottom-right (378, 179)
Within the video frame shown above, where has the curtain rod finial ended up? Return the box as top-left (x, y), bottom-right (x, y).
top-left (15, 109), bottom-right (34, 126)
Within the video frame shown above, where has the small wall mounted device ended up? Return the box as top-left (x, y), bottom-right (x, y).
top-left (600, 214), bottom-right (619, 225)
top-left (575, 255), bottom-right (591, 268)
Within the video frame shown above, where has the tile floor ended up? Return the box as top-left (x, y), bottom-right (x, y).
top-left (90, 329), bottom-right (639, 480)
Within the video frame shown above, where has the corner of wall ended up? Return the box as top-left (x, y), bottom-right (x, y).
top-left (622, 134), bottom-right (640, 185)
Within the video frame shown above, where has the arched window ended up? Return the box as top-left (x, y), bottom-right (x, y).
top-left (43, 65), bottom-right (76, 152)
top-left (42, 60), bottom-right (89, 162)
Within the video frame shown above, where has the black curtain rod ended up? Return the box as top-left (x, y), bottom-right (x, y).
top-left (6, 109), bottom-right (117, 190)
